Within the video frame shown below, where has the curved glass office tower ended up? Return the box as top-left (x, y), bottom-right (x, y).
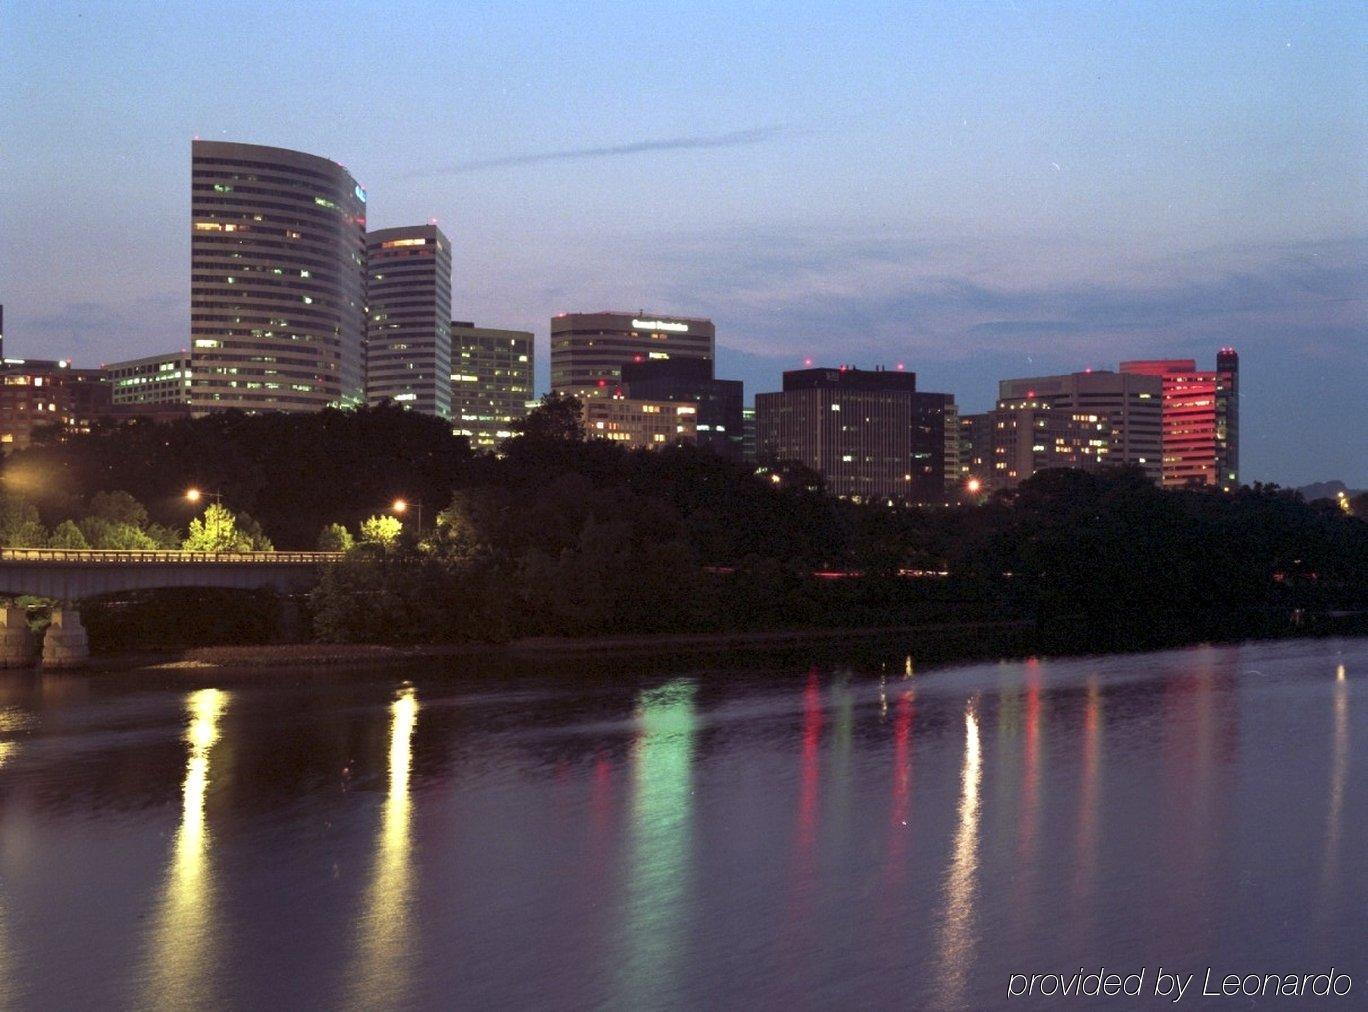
top-left (190, 140), bottom-right (366, 411)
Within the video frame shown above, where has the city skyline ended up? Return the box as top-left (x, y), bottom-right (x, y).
top-left (2, 2), bottom-right (1364, 485)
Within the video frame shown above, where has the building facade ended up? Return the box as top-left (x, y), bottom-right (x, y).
top-left (550, 311), bottom-right (715, 400)
top-left (582, 396), bottom-right (697, 449)
top-left (1120, 351), bottom-right (1240, 489)
top-left (998, 370), bottom-right (1163, 484)
top-left (106, 351), bottom-right (192, 408)
top-left (365, 225), bottom-right (452, 417)
top-left (190, 140), bottom-right (367, 412)
top-left (449, 322), bottom-right (534, 451)
top-left (1, 359), bottom-right (111, 450)
top-left (755, 367), bottom-right (953, 503)
top-left (989, 398), bottom-right (1111, 490)
top-left (958, 412), bottom-right (994, 488)
top-left (619, 357), bottom-right (742, 460)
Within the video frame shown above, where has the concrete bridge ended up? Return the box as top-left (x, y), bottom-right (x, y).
top-left (0, 548), bottom-right (343, 668)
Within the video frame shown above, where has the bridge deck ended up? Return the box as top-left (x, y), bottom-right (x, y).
top-left (1, 549), bottom-right (342, 564)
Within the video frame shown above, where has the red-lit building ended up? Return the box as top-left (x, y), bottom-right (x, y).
top-left (1120, 351), bottom-right (1239, 490)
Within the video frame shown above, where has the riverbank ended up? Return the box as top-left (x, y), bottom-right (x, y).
top-left (59, 608), bottom-right (1367, 677)
top-left (125, 618), bottom-right (1031, 671)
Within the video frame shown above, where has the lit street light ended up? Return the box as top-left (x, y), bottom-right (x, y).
top-left (185, 487), bottom-right (223, 506)
top-left (966, 478), bottom-right (982, 495)
top-left (391, 498), bottom-right (424, 534)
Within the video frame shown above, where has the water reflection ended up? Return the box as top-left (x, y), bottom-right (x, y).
top-left (1070, 679), bottom-right (1103, 945)
top-left (348, 684), bottom-right (419, 1008)
top-left (0, 732), bottom-right (15, 1009)
top-left (618, 679), bottom-right (697, 1008)
top-left (883, 688), bottom-right (915, 891)
top-left (935, 699), bottom-right (982, 1008)
top-left (144, 687), bottom-right (228, 1008)
top-left (1320, 664), bottom-right (1349, 914)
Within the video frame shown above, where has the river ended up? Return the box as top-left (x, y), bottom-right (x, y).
top-left (0, 637), bottom-right (1361, 1008)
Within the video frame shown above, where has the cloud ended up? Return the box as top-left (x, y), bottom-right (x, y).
top-left (413, 126), bottom-right (788, 176)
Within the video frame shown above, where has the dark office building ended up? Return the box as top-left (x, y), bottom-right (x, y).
top-left (755, 367), bottom-right (953, 503)
top-left (619, 357), bottom-right (743, 460)
top-left (550, 311), bottom-right (715, 400)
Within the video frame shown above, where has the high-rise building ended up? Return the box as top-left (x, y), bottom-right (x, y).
top-left (1215, 348), bottom-right (1239, 489)
top-left (106, 351), bottom-right (192, 409)
top-left (190, 140), bottom-right (367, 412)
top-left (989, 397), bottom-right (1111, 490)
top-left (1, 358), bottom-right (110, 450)
top-left (550, 311), bottom-right (714, 400)
top-left (998, 370), bottom-right (1163, 484)
top-left (365, 225), bottom-right (452, 417)
top-left (582, 396), bottom-right (697, 449)
top-left (755, 366), bottom-right (953, 503)
top-left (958, 412), bottom-right (994, 488)
top-left (449, 322), bottom-right (534, 450)
top-left (942, 400), bottom-right (960, 491)
top-left (742, 407), bottom-right (757, 464)
top-left (1119, 352), bottom-right (1240, 490)
top-left (619, 357), bottom-right (742, 460)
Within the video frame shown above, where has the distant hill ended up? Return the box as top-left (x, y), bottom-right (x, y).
top-left (1297, 480), bottom-right (1365, 502)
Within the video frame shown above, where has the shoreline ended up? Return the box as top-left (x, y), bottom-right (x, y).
top-left (43, 612), bottom-right (1366, 677)
top-left (81, 619), bottom-right (1033, 673)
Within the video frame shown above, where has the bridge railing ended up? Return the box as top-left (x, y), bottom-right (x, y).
top-left (0, 549), bottom-right (343, 565)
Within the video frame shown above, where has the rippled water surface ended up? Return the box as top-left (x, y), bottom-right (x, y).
top-left (0, 637), bottom-right (1363, 1009)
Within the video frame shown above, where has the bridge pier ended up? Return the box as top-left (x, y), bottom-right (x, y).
top-left (42, 607), bottom-right (89, 669)
top-left (1, 607), bottom-right (36, 668)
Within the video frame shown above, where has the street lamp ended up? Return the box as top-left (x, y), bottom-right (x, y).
top-left (391, 498), bottom-right (424, 534)
top-left (185, 487), bottom-right (223, 506)
top-left (966, 478), bottom-right (982, 495)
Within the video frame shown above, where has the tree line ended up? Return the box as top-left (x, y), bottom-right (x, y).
top-left (3, 396), bottom-right (1365, 650)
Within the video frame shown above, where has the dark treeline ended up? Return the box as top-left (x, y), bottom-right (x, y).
top-left (5, 399), bottom-right (1366, 651)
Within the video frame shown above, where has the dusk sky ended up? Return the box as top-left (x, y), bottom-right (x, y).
top-left (2, 1), bottom-right (1364, 485)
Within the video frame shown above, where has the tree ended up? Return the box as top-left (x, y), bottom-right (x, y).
top-left (183, 502), bottom-right (252, 552)
top-left (359, 514), bottom-right (402, 546)
top-left (47, 519), bottom-right (90, 550)
top-left (87, 490), bottom-right (150, 528)
top-left (236, 512), bottom-right (275, 551)
top-left (0, 494), bottom-right (46, 548)
top-left (510, 392), bottom-right (584, 444)
top-left (317, 523), bottom-right (354, 552)
top-left (78, 516), bottom-right (160, 550)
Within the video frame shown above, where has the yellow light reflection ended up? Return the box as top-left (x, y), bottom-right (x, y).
top-left (145, 688), bottom-right (227, 1009)
top-left (1320, 673), bottom-right (1349, 913)
top-left (936, 699), bottom-right (982, 1006)
top-left (348, 685), bottom-right (419, 1008)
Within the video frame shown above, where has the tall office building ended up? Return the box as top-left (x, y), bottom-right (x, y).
top-left (190, 140), bottom-right (367, 412)
top-left (989, 397), bottom-right (1111, 490)
top-left (449, 322), bottom-right (534, 450)
top-left (365, 225), bottom-right (452, 417)
top-left (755, 366), bottom-right (953, 503)
top-left (550, 311), bottom-right (715, 399)
top-left (619, 357), bottom-right (742, 460)
top-left (1215, 348), bottom-right (1239, 489)
top-left (742, 407), bottom-right (757, 464)
top-left (958, 412), bottom-right (993, 487)
top-left (1120, 351), bottom-right (1240, 489)
top-left (998, 370), bottom-right (1163, 484)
